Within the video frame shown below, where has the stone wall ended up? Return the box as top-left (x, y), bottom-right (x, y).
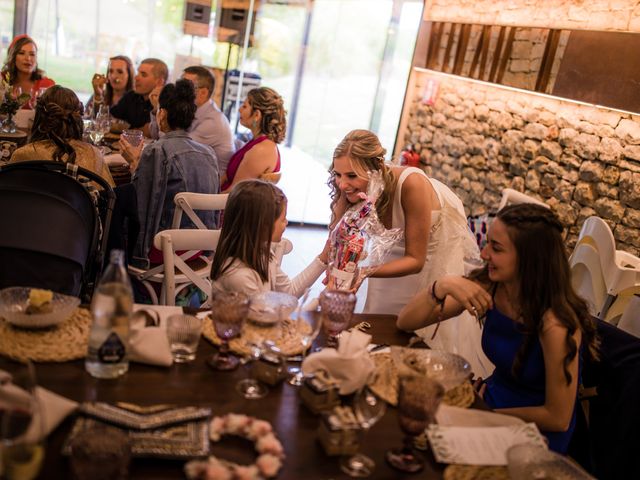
top-left (425, 0), bottom-right (640, 32)
top-left (403, 71), bottom-right (640, 255)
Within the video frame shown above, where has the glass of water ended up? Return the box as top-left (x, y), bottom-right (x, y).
top-left (166, 314), bottom-right (202, 363)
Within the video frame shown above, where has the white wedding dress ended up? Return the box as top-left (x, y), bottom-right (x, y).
top-left (363, 167), bottom-right (493, 377)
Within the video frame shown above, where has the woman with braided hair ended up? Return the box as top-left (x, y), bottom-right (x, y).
top-left (329, 129), bottom-right (490, 376)
top-left (398, 203), bottom-right (600, 453)
top-left (220, 87), bottom-right (285, 192)
top-left (10, 85), bottom-right (114, 186)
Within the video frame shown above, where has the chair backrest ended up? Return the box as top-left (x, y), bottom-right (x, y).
top-left (153, 229), bottom-right (221, 306)
top-left (569, 243), bottom-right (608, 317)
top-left (171, 192), bottom-right (228, 229)
top-left (497, 188), bottom-right (550, 211)
top-left (617, 294), bottom-right (640, 338)
top-left (259, 171), bottom-right (282, 185)
top-left (0, 161), bottom-right (114, 298)
top-left (271, 237), bottom-right (293, 268)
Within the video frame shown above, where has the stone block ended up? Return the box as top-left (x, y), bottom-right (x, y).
top-left (623, 145), bottom-right (640, 162)
top-left (578, 161), bottom-right (604, 181)
top-left (553, 179), bottom-right (575, 203)
top-left (539, 140), bottom-right (563, 161)
top-left (487, 171), bottom-right (510, 191)
top-left (559, 153), bottom-right (581, 169)
top-left (487, 100), bottom-right (506, 112)
top-left (577, 206), bottom-right (597, 225)
top-left (553, 201), bottom-right (579, 226)
top-left (473, 104), bottom-right (490, 121)
top-left (602, 166), bottom-right (620, 185)
top-left (466, 135), bottom-right (486, 155)
top-left (619, 159), bottom-right (640, 174)
top-left (620, 171), bottom-right (640, 208)
top-left (489, 111), bottom-right (514, 131)
top-left (442, 92), bottom-right (461, 106)
top-left (432, 112), bottom-right (447, 127)
top-left (573, 182), bottom-right (598, 205)
top-left (469, 181), bottom-right (486, 197)
top-left (523, 139), bottom-right (540, 159)
top-left (615, 119), bottom-right (640, 144)
top-left (506, 101), bottom-right (526, 117)
top-left (599, 137), bottom-right (623, 164)
top-left (582, 109), bottom-right (621, 128)
top-left (482, 190), bottom-right (502, 208)
top-left (577, 121), bottom-right (596, 135)
top-left (525, 169), bottom-right (541, 192)
top-left (461, 167), bottom-right (479, 182)
top-left (524, 122), bottom-right (548, 140)
top-left (595, 125), bottom-right (615, 138)
top-left (595, 197), bottom-right (625, 222)
top-left (595, 183), bottom-right (619, 199)
top-left (419, 128), bottom-right (433, 144)
top-left (484, 139), bottom-right (501, 160)
top-left (562, 169), bottom-right (579, 183)
top-left (537, 111), bottom-right (557, 127)
top-left (510, 176), bottom-right (525, 192)
top-left (509, 157), bottom-right (528, 176)
top-left (574, 133), bottom-right (600, 160)
top-left (558, 128), bottom-right (578, 148)
top-left (622, 208), bottom-right (640, 228)
top-left (500, 130), bottom-right (525, 156)
top-left (614, 224), bottom-right (640, 248)
top-left (445, 119), bottom-right (467, 136)
top-left (524, 110), bottom-right (540, 124)
top-left (557, 110), bottom-right (581, 130)
top-left (469, 155), bottom-right (487, 169)
top-left (459, 177), bottom-right (471, 191)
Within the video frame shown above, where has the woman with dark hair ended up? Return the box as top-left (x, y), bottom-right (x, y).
top-left (132, 79), bottom-right (219, 263)
top-left (398, 203), bottom-right (600, 453)
top-left (9, 85), bottom-right (113, 185)
top-left (220, 87), bottom-right (286, 192)
top-left (86, 55), bottom-right (135, 114)
top-left (1, 35), bottom-right (54, 109)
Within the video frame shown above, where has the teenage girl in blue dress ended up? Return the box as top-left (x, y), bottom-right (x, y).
top-left (398, 203), bottom-right (599, 453)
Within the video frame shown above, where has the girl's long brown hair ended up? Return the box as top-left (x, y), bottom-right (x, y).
top-left (470, 203), bottom-right (599, 384)
top-left (210, 180), bottom-right (286, 283)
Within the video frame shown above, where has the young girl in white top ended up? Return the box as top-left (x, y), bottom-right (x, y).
top-left (210, 180), bottom-right (329, 298)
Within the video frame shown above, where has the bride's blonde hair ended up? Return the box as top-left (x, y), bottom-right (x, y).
top-left (328, 129), bottom-right (396, 226)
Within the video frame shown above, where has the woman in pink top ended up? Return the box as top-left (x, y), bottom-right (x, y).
top-left (221, 87), bottom-right (286, 192)
top-left (1, 35), bottom-right (55, 109)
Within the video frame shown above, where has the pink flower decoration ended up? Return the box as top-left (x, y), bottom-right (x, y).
top-left (256, 433), bottom-right (284, 457)
top-left (256, 454), bottom-right (282, 477)
top-left (226, 413), bottom-right (250, 434)
top-left (233, 465), bottom-right (260, 480)
top-left (205, 458), bottom-right (232, 480)
top-left (248, 419), bottom-right (273, 439)
top-left (209, 416), bottom-right (225, 441)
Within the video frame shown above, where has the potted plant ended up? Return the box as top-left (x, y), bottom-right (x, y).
top-left (0, 74), bottom-right (31, 133)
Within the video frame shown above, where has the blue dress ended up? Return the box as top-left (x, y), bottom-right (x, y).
top-left (481, 308), bottom-right (579, 453)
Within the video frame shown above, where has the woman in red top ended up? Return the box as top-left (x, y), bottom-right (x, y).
top-left (221, 87), bottom-right (285, 192)
top-left (1, 35), bottom-right (55, 109)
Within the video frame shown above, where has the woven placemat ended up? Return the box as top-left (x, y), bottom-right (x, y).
top-left (369, 353), bottom-right (475, 408)
top-left (0, 308), bottom-right (91, 362)
top-left (202, 315), bottom-right (310, 356)
top-left (443, 465), bottom-right (509, 480)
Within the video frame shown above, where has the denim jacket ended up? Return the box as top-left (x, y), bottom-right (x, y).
top-left (132, 130), bottom-right (219, 260)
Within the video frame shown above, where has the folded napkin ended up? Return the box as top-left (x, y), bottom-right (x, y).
top-left (127, 305), bottom-right (177, 367)
top-left (436, 404), bottom-right (524, 428)
top-left (0, 371), bottom-right (78, 442)
top-left (104, 153), bottom-right (129, 166)
top-left (301, 329), bottom-right (375, 394)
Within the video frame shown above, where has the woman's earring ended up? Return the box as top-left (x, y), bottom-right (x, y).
top-left (251, 119), bottom-right (257, 130)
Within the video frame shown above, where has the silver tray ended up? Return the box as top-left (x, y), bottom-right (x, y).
top-left (78, 402), bottom-right (211, 430)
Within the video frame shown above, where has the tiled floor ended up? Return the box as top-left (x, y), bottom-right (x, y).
top-left (281, 224), bottom-right (368, 311)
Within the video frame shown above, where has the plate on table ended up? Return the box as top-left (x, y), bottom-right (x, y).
top-left (0, 287), bottom-right (80, 329)
top-left (248, 291), bottom-right (298, 325)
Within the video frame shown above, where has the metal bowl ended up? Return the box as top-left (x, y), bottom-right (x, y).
top-left (0, 287), bottom-right (80, 329)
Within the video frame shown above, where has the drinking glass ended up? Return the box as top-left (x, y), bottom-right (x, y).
top-left (1, 360), bottom-right (45, 480)
top-left (121, 129), bottom-right (143, 148)
top-left (236, 342), bottom-right (269, 400)
top-left (319, 290), bottom-right (356, 348)
top-left (386, 376), bottom-right (444, 473)
top-left (340, 384), bottom-right (387, 477)
top-left (87, 120), bottom-right (105, 146)
top-left (166, 314), bottom-right (202, 363)
top-left (207, 291), bottom-right (250, 371)
top-left (289, 289), bottom-right (323, 386)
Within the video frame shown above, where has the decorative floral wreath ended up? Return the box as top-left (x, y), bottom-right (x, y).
top-left (184, 413), bottom-right (285, 480)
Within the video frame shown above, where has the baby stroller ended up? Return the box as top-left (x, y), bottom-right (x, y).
top-left (0, 161), bottom-right (115, 301)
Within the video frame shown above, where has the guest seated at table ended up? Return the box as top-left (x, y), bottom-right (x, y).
top-left (110, 58), bottom-right (167, 137)
top-left (181, 65), bottom-right (235, 173)
top-left (211, 180), bottom-right (328, 298)
top-left (10, 85), bottom-right (114, 186)
top-left (86, 55), bottom-right (135, 115)
top-left (397, 203), bottom-right (600, 453)
top-left (132, 79), bottom-right (219, 263)
top-left (220, 87), bottom-right (285, 192)
top-left (329, 129), bottom-right (489, 375)
top-left (1, 34), bottom-right (55, 109)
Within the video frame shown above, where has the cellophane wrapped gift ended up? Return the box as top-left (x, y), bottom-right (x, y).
top-left (327, 171), bottom-right (402, 290)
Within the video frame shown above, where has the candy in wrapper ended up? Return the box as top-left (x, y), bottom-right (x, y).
top-left (328, 171), bottom-right (402, 290)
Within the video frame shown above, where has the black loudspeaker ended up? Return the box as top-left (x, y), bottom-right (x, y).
top-left (217, 1), bottom-right (260, 45)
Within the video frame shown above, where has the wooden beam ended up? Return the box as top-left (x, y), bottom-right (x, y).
top-left (488, 26), bottom-right (506, 83)
top-left (426, 21), bottom-right (443, 70)
top-left (496, 26), bottom-right (516, 84)
top-left (442, 22), bottom-right (457, 73)
top-left (535, 28), bottom-right (561, 92)
top-left (477, 25), bottom-right (492, 80)
top-left (453, 24), bottom-right (472, 75)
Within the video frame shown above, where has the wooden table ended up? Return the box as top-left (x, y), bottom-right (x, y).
top-left (0, 314), bottom-right (461, 479)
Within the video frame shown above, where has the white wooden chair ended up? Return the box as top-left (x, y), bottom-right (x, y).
top-left (155, 229), bottom-right (221, 306)
top-left (498, 188), bottom-right (550, 211)
top-left (570, 216), bottom-right (640, 320)
top-left (171, 192), bottom-right (228, 229)
top-left (617, 294), bottom-right (640, 338)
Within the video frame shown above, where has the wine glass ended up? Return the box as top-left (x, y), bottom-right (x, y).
top-left (319, 289), bottom-right (356, 348)
top-left (289, 289), bottom-right (323, 386)
top-left (1, 360), bottom-right (45, 480)
top-left (207, 291), bottom-right (250, 371)
top-left (236, 342), bottom-right (269, 400)
top-left (87, 120), bottom-right (105, 146)
top-left (340, 383), bottom-right (387, 477)
top-left (386, 375), bottom-right (444, 473)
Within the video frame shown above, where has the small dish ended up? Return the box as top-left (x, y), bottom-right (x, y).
top-left (507, 443), bottom-right (595, 479)
top-left (248, 291), bottom-right (298, 325)
top-left (0, 287), bottom-right (80, 329)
